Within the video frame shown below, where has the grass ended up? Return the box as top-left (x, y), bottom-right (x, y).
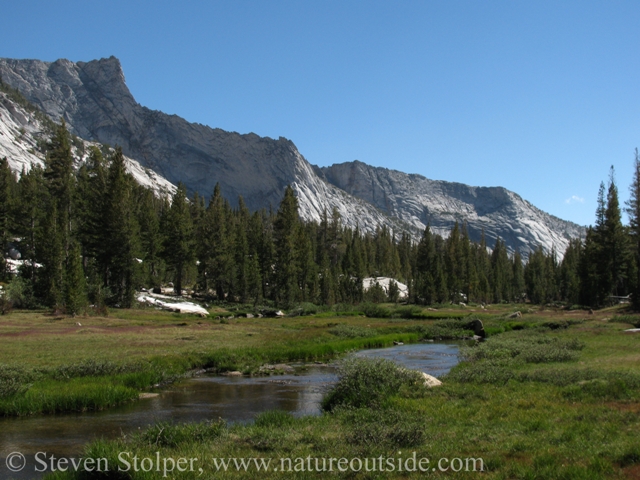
top-left (4, 302), bottom-right (640, 478)
top-left (35, 303), bottom-right (640, 479)
top-left (0, 305), bottom-right (438, 416)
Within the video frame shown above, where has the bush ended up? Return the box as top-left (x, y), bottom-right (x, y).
top-left (407, 320), bottom-right (474, 340)
top-left (0, 365), bottom-right (35, 397)
top-left (460, 331), bottom-right (584, 364)
top-left (289, 303), bottom-right (324, 316)
top-left (610, 315), bottom-right (640, 328)
top-left (322, 357), bottom-right (424, 411)
top-left (5, 277), bottom-right (39, 309)
top-left (446, 359), bottom-right (515, 385)
top-left (328, 324), bottom-right (376, 339)
top-left (52, 359), bottom-right (143, 380)
top-left (361, 302), bottom-right (392, 318)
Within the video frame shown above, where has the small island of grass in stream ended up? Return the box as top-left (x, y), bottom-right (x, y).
top-left (1, 303), bottom-right (639, 479)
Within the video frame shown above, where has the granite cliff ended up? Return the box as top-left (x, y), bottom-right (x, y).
top-left (0, 56), bottom-right (585, 255)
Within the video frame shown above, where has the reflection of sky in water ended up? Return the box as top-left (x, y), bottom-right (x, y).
top-left (354, 342), bottom-right (460, 377)
top-left (0, 342), bottom-right (459, 480)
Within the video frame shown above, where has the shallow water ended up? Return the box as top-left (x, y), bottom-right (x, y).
top-left (0, 342), bottom-right (459, 479)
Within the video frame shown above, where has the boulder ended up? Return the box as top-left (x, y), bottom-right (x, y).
top-left (421, 373), bottom-right (442, 388)
top-left (508, 311), bottom-right (522, 319)
top-left (467, 319), bottom-right (486, 338)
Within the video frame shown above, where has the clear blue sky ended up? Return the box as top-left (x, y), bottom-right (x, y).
top-left (3, 0), bottom-right (640, 226)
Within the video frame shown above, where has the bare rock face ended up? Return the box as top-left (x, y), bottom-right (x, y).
top-left (0, 56), bottom-right (584, 256)
top-left (0, 88), bottom-right (175, 197)
top-left (0, 57), bottom-right (302, 211)
top-left (317, 161), bottom-right (585, 256)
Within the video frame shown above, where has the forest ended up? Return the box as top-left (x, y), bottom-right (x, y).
top-left (1, 120), bottom-right (639, 313)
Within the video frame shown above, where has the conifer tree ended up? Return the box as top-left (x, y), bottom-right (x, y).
top-left (415, 225), bottom-right (436, 304)
top-left (103, 147), bottom-right (140, 306)
top-left (559, 239), bottom-right (582, 305)
top-left (474, 231), bottom-right (492, 303)
top-left (64, 241), bottom-right (87, 315)
top-left (38, 202), bottom-right (64, 308)
top-left (626, 149), bottom-right (640, 309)
top-left (164, 182), bottom-right (194, 296)
top-left (491, 238), bottom-right (512, 303)
top-left (604, 167), bottom-right (630, 297)
top-left (273, 185), bottom-right (301, 307)
top-left (0, 158), bottom-right (14, 280)
top-left (45, 120), bottom-right (75, 254)
top-left (137, 188), bottom-right (164, 287)
top-left (15, 165), bottom-right (47, 285)
top-left (512, 250), bottom-right (526, 303)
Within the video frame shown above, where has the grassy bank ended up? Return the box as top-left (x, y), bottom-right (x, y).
top-left (0, 304), bottom-right (475, 416)
top-left (36, 304), bottom-right (640, 479)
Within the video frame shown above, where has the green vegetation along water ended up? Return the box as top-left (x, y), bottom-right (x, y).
top-left (0, 342), bottom-right (459, 480)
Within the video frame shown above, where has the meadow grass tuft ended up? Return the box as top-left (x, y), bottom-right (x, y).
top-left (321, 357), bottom-right (425, 411)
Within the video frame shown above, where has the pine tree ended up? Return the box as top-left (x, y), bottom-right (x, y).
top-left (604, 167), bottom-right (630, 298)
top-left (626, 149), bottom-right (640, 309)
top-left (0, 158), bottom-right (14, 280)
top-left (164, 182), bottom-right (194, 296)
top-left (45, 120), bottom-right (75, 255)
top-left (64, 241), bottom-right (87, 315)
top-left (273, 186), bottom-right (301, 307)
top-left (415, 225), bottom-right (436, 304)
top-left (76, 146), bottom-right (107, 262)
top-left (137, 188), bottom-right (164, 287)
top-left (559, 238), bottom-right (582, 305)
top-left (512, 250), bottom-right (526, 303)
top-left (15, 165), bottom-right (48, 285)
top-left (103, 147), bottom-right (141, 306)
top-left (491, 238), bottom-right (512, 303)
top-left (37, 202), bottom-right (64, 308)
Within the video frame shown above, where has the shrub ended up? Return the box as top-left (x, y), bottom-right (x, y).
top-left (610, 315), bottom-right (640, 328)
top-left (328, 324), bottom-right (376, 339)
top-left (289, 303), bottom-right (324, 316)
top-left (460, 331), bottom-right (584, 364)
top-left (52, 359), bottom-right (143, 380)
top-left (361, 302), bottom-right (392, 318)
top-left (446, 360), bottom-right (515, 385)
top-left (322, 357), bottom-right (424, 411)
top-left (0, 365), bottom-right (34, 397)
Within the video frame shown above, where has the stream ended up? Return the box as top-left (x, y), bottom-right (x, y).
top-left (0, 342), bottom-right (460, 479)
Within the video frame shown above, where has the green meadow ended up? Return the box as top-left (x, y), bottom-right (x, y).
top-left (1, 303), bottom-right (639, 478)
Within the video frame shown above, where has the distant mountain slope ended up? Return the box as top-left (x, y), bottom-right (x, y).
top-left (0, 87), bottom-right (176, 196)
top-left (0, 56), bottom-right (585, 255)
top-left (317, 161), bottom-right (584, 255)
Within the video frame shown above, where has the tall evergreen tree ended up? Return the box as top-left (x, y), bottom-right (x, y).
top-left (64, 241), bottom-right (87, 315)
top-left (604, 167), bottom-right (630, 297)
top-left (0, 158), bottom-right (14, 280)
top-left (15, 165), bottom-right (48, 285)
top-left (103, 147), bottom-right (140, 306)
top-left (626, 148), bottom-right (640, 309)
top-left (273, 186), bottom-right (301, 307)
top-left (45, 120), bottom-right (75, 255)
top-left (164, 182), bottom-right (194, 296)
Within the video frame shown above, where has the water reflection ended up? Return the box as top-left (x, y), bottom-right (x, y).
top-left (0, 342), bottom-right (459, 479)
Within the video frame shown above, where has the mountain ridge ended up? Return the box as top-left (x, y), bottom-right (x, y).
top-left (0, 56), bottom-right (585, 256)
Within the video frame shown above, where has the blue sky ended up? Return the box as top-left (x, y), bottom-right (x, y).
top-left (3, 0), bottom-right (640, 226)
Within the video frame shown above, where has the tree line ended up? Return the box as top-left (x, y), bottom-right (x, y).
top-left (0, 121), bottom-right (639, 312)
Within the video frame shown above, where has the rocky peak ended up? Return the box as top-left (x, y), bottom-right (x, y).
top-left (0, 56), bottom-right (585, 257)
